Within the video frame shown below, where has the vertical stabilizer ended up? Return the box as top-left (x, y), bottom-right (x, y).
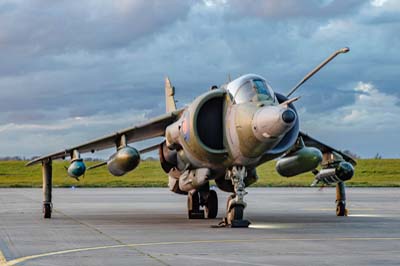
top-left (165, 77), bottom-right (177, 113)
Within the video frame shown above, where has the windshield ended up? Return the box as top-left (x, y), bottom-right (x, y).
top-left (253, 79), bottom-right (273, 102)
top-left (234, 79), bottom-right (274, 104)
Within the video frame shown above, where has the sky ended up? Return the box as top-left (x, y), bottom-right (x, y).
top-left (0, 0), bottom-right (399, 159)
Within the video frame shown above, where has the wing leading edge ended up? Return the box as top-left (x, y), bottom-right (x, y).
top-left (299, 131), bottom-right (357, 166)
top-left (26, 110), bottom-right (183, 166)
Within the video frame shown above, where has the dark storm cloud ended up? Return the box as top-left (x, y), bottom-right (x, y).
top-left (0, 0), bottom-right (399, 158)
top-left (0, 1), bottom-right (191, 53)
top-left (0, 0), bottom-right (193, 111)
top-left (0, 0), bottom-right (191, 118)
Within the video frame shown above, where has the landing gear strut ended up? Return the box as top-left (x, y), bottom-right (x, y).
top-left (336, 182), bottom-right (348, 216)
top-left (42, 159), bottom-right (53, 219)
top-left (225, 166), bottom-right (250, 227)
top-left (187, 185), bottom-right (218, 219)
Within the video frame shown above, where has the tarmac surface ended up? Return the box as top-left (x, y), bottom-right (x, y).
top-left (0, 187), bottom-right (399, 266)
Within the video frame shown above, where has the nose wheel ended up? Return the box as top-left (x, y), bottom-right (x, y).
top-left (227, 204), bottom-right (244, 222)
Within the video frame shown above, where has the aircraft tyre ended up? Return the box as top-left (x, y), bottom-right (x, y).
top-left (187, 190), bottom-right (204, 219)
top-left (336, 201), bottom-right (348, 216)
top-left (205, 190), bottom-right (218, 219)
top-left (229, 205), bottom-right (244, 221)
top-left (224, 194), bottom-right (250, 227)
top-left (336, 182), bottom-right (348, 216)
top-left (226, 196), bottom-right (244, 222)
top-left (43, 203), bottom-right (52, 219)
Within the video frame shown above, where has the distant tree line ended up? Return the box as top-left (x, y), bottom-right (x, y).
top-left (0, 152), bottom-right (386, 161)
top-left (0, 156), bottom-right (30, 161)
top-left (0, 156), bottom-right (104, 161)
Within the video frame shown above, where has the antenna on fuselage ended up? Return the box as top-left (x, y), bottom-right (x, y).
top-left (286, 47), bottom-right (350, 98)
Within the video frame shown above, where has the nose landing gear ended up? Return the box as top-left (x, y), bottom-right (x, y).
top-left (224, 166), bottom-right (251, 228)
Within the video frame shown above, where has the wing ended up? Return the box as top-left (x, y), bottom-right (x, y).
top-left (299, 131), bottom-right (357, 166)
top-left (26, 110), bottom-right (183, 166)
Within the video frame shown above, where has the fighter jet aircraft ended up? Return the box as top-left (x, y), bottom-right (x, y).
top-left (27, 47), bottom-right (356, 227)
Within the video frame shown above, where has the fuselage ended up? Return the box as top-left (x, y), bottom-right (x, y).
top-left (164, 74), bottom-right (299, 173)
top-left (27, 48), bottom-right (353, 222)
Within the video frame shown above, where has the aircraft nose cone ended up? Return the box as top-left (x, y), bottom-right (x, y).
top-left (282, 109), bottom-right (296, 123)
top-left (252, 106), bottom-right (296, 142)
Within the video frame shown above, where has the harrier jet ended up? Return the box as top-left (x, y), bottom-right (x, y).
top-left (27, 48), bottom-right (356, 227)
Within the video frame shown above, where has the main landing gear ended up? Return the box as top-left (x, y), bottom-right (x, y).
top-left (187, 185), bottom-right (218, 219)
top-left (336, 182), bottom-right (348, 216)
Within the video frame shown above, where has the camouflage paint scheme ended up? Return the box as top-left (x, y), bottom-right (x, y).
top-left (27, 48), bottom-right (356, 225)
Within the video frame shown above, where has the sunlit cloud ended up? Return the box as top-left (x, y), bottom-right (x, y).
top-left (301, 82), bottom-right (400, 157)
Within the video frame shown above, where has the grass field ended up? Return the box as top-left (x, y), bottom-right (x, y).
top-left (0, 159), bottom-right (399, 188)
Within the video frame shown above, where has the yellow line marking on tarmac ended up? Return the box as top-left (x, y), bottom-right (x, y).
top-left (4, 237), bottom-right (400, 266)
top-left (0, 250), bottom-right (7, 266)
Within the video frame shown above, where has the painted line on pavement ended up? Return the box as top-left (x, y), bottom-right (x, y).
top-left (4, 237), bottom-right (400, 266)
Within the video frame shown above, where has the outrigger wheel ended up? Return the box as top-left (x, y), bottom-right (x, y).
top-left (336, 182), bottom-right (348, 216)
top-left (43, 202), bottom-right (52, 219)
top-left (336, 201), bottom-right (347, 216)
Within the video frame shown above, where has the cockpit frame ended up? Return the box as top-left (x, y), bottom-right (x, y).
top-left (225, 74), bottom-right (275, 104)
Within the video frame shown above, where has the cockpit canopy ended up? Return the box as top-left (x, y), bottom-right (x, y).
top-left (226, 74), bottom-right (275, 104)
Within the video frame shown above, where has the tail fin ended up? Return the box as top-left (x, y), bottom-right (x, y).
top-left (165, 77), bottom-right (177, 113)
